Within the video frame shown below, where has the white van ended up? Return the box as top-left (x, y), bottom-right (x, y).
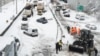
top-left (23, 28), bottom-right (38, 37)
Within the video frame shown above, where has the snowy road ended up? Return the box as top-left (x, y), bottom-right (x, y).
top-left (2, 4), bottom-right (61, 56)
top-left (1, 0), bottom-right (100, 56)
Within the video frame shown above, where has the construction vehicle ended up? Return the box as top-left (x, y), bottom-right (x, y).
top-left (69, 29), bottom-right (97, 55)
top-left (70, 27), bottom-right (80, 35)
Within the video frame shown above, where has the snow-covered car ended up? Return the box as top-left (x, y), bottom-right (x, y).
top-left (21, 16), bottom-right (28, 30)
top-left (22, 15), bottom-right (27, 21)
top-left (23, 29), bottom-right (38, 37)
top-left (23, 9), bottom-right (32, 17)
top-left (56, 5), bottom-right (62, 11)
top-left (21, 24), bottom-right (28, 30)
top-left (33, 0), bottom-right (38, 7)
top-left (62, 4), bottom-right (67, 11)
top-left (75, 14), bottom-right (85, 20)
top-left (60, 0), bottom-right (68, 3)
top-left (85, 24), bottom-right (97, 30)
top-left (63, 9), bottom-right (70, 13)
top-left (37, 17), bottom-right (48, 24)
top-left (63, 9), bottom-right (70, 17)
top-left (23, 3), bottom-right (33, 17)
top-left (64, 13), bottom-right (70, 17)
top-left (63, 11), bottom-right (68, 14)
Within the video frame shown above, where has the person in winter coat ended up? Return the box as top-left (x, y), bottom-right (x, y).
top-left (59, 40), bottom-right (63, 51)
top-left (94, 48), bottom-right (98, 56)
top-left (56, 42), bottom-right (60, 54)
top-left (56, 40), bottom-right (63, 54)
top-left (31, 10), bottom-right (33, 16)
top-left (67, 26), bottom-right (70, 33)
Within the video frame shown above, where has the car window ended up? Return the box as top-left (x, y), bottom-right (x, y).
top-left (22, 24), bottom-right (27, 26)
top-left (22, 18), bottom-right (27, 21)
top-left (25, 5), bottom-right (32, 10)
top-left (32, 30), bottom-right (35, 32)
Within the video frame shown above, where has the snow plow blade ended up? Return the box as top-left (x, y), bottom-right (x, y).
top-left (69, 45), bottom-right (84, 54)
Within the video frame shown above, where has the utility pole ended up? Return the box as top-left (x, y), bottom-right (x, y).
top-left (16, 0), bottom-right (18, 14)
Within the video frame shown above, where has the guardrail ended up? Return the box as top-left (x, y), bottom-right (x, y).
top-left (0, 7), bottom-right (25, 36)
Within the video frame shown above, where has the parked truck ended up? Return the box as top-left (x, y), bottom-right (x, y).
top-left (37, 0), bottom-right (44, 15)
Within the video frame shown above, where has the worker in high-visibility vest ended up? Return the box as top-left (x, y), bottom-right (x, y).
top-left (74, 27), bottom-right (77, 34)
top-left (70, 27), bottom-right (77, 35)
top-left (70, 27), bottom-right (74, 35)
top-left (56, 40), bottom-right (63, 54)
top-left (59, 40), bottom-right (63, 51)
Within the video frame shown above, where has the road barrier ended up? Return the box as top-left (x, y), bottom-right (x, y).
top-left (0, 7), bottom-right (25, 36)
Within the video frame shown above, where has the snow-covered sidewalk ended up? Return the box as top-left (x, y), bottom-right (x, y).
top-left (0, 0), bottom-right (26, 35)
